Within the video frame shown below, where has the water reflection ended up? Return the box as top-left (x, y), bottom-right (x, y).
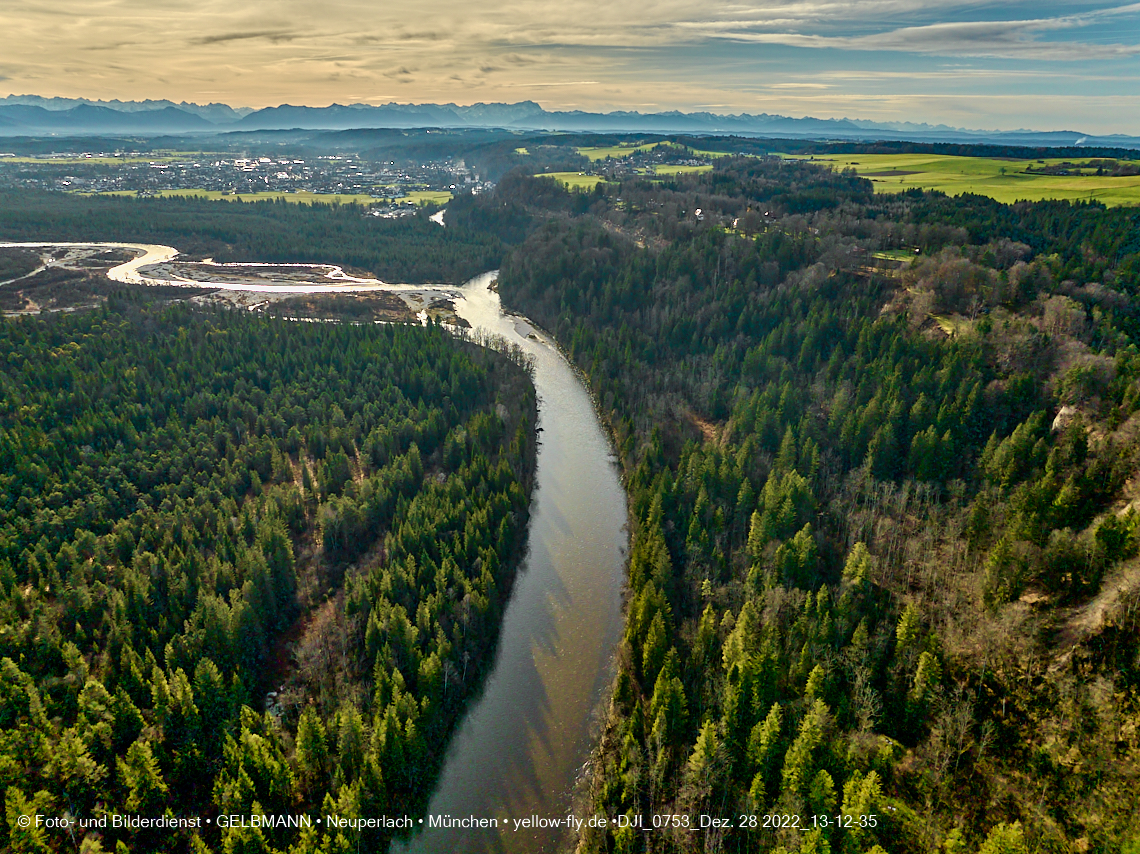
top-left (393, 272), bottom-right (628, 854)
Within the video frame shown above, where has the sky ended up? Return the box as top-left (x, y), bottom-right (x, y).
top-left (3, 0), bottom-right (1139, 133)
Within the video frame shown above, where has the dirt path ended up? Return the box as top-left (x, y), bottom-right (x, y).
top-left (1054, 559), bottom-right (1140, 654)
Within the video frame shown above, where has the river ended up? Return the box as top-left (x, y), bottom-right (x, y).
top-left (390, 273), bottom-right (627, 854)
top-left (0, 243), bottom-right (629, 854)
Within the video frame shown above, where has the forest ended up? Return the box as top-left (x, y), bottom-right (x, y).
top-left (0, 292), bottom-right (536, 853)
top-left (489, 158), bottom-right (1140, 853)
top-left (0, 189), bottom-right (502, 284)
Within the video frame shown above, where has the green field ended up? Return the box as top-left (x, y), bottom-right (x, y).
top-left (86, 188), bottom-right (452, 205)
top-left (538, 171), bottom-right (609, 190)
top-left (576, 142), bottom-right (737, 167)
top-left (1, 151), bottom-right (221, 165)
top-left (790, 153), bottom-right (1140, 206)
top-left (872, 249), bottom-right (920, 262)
top-left (653, 164), bottom-right (714, 175)
top-left (88, 189), bottom-right (381, 204)
top-left (931, 314), bottom-right (973, 337)
top-left (685, 147), bottom-right (738, 159)
top-left (395, 190), bottom-right (452, 206)
top-left (577, 141), bottom-right (683, 161)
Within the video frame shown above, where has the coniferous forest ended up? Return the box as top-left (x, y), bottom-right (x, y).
top-left (0, 293), bottom-right (535, 852)
top-left (0, 190), bottom-right (502, 283)
top-left (1, 144), bottom-right (1140, 854)
top-left (488, 160), bottom-right (1140, 853)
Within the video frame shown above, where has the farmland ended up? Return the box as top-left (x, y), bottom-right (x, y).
top-left (539, 171), bottom-right (609, 190)
top-left (577, 141), bottom-right (682, 161)
top-left (0, 150), bottom-right (220, 165)
top-left (685, 146), bottom-right (736, 159)
top-left (396, 189), bottom-right (452, 205)
top-left (653, 163), bottom-right (713, 175)
top-left (789, 152), bottom-right (1140, 206)
top-left (558, 142), bottom-right (716, 186)
top-left (84, 188), bottom-right (451, 207)
top-left (88, 189), bottom-right (382, 204)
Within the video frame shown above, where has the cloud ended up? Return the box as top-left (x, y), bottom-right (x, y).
top-left (191, 30), bottom-right (296, 46)
top-left (723, 28), bottom-right (1140, 61)
top-left (501, 80), bottom-right (601, 87)
top-left (690, 2), bottom-right (1140, 60)
top-left (382, 66), bottom-right (416, 83)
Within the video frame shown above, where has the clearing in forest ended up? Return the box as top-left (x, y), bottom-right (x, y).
top-left (653, 164), bottom-right (713, 175)
top-left (538, 171), bottom-right (609, 190)
top-left (576, 141), bottom-right (683, 161)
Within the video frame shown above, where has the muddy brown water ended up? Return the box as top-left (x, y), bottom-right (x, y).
top-left (390, 272), bottom-right (628, 854)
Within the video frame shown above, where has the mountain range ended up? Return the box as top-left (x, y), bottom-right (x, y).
top-left (1, 95), bottom-right (1138, 148)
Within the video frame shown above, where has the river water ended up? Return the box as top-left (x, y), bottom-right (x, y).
top-left (391, 272), bottom-right (627, 854)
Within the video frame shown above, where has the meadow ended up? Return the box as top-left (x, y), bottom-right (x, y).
top-left (539, 171), bottom-right (609, 190)
top-left (652, 164), bottom-right (713, 175)
top-left (85, 186), bottom-right (435, 204)
top-left (576, 141), bottom-right (683, 161)
top-left (396, 189), bottom-right (452, 205)
top-left (684, 146), bottom-right (736, 159)
top-left (788, 152), bottom-right (1140, 206)
top-left (0, 151), bottom-right (221, 165)
top-left (871, 248), bottom-right (920, 262)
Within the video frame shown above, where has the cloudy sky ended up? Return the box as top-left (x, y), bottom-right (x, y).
top-left (3, 0), bottom-right (1139, 132)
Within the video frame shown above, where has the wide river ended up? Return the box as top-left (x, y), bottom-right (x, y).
top-left (395, 272), bottom-right (628, 854)
top-left (0, 243), bottom-right (629, 853)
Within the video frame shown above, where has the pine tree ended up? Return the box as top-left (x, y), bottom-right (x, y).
top-left (295, 706), bottom-right (329, 792)
top-left (978, 822), bottom-right (1027, 854)
top-left (118, 738), bottom-right (168, 812)
top-left (780, 699), bottom-right (828, 797)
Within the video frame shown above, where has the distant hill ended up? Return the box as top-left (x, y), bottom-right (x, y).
top-left (0, 95), bottom-right (1137, 148)
top-left (227, 102), bottom-right (1140, 148)
top-left (0, 103), bottom-right (217, 134)
top-left (0, 95), bottom-right (252, 124)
